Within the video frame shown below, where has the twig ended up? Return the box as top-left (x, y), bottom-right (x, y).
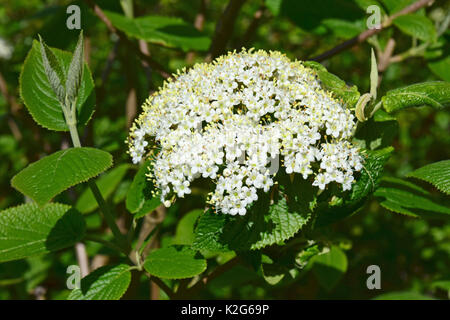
top-left (84, 0), bottom-right (171, 79)
top-left (207, 0), bottom-right (247, 61)
top-left (187, 0), bottom-right (208, 64)
top-left (149, 276), bottom-right (175, 299)
top-left (237, 5), bottom-right (267, 49)
top-left (310, 0), bottom-right (435, 61)
top-left (75, 242), bottom-right (89, 277)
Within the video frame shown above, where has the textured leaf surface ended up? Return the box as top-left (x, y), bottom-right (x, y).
top-left (407, 160), bottom-right (450, 195)
top-left (12, 148), bottom-right (113, 206)
top-left (382, 81), bottom-right (450, 113)
top-left (126, 160), bottom-right (161, 218)
top-left (193, 186), bottom-right (313, 252)
top-left (350, 147), bottom-right (394, 202)
top-left (304, 61), bottom-right (360, 108)
top-left (393, 14), bottom-right (436, 41)
top-left (144, 246), bottom-right (207, 279)
top-left (265, 0), bottom-right (283, 15)
top-left (426, 40), bottom-right (450, 81)
top-left (68, 264), bottom-right (131, 300)
top-left (172, 209), bottom-right (203, 245)
top-left (76, 164), bottom-right (130, 214)
top-left (0, 203), bottom-right (85, 262)
top-left (105, 11), bottom-right (210, 51)
top-left (20, 40), bottom-right (95, 131)
top-left (374, 178), bottom-right (450, 218)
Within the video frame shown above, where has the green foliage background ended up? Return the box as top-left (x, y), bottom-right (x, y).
top-left (0, 0), bottom-right (448, 300)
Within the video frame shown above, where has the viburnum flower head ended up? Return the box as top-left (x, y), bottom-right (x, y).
top-left (128, 49), bottom-right (363, 216)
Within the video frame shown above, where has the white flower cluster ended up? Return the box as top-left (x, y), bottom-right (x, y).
top-left (128, 49), bottom-right (363, 215)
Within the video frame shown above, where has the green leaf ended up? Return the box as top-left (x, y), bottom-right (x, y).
top-left (373, 291), bottom-right (434, 300)
top-left (265, 0), bottom-right (283, 15)
top-left (354, 0), bottom-right (385, 14)
top-left (0, 203), bottom-right (86, 262)
top-left (104, 11), bottom-right (211, 52)
top-left (431, 280), bottom-right (450, 291)
top-left (315, 147), bottom-right (393, 228)
top-left (393, 14), bottom-right (436, 42)
top-left (374, 178), bottom-right (450, 218)
top-left (172, 209), bottom-right (203, 246)
top-left (193, 183), bottom-right (313, 252)
top-left (20, 40), bottom-right (95, 131)
top-left (278, 0), bottom-right (363, 33)
top-left (312, 246), bottom-right (348, 291)
top-left (350, 147), bottom-right (394, 202)
top-left (38, 35), bottom-right (66, 105)
top-left (68, 264), bottom-right (131, 300)
top-left (382, 81), bottom-right (450, 113)
top-left (76, 164), bottom-right (130, 214)
top-left (126, 160), bottom-right (161, 218)
top-left (144, 246), bottom-right (207, 279)
top-left (407, 160), bottom-right (450, 195)
top-left (11, 148), bottom-right (113, 206)
top-left (304, 61), bottom-right (360, 108)
top-left (65, 31), bottom-right (84, 104)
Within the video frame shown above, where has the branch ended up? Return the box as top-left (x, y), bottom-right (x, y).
top-left (84, 0), bottom-right (171, 79)
top-left (207, 0), bottom-right (247, 61)
top-left (310, 0), bottom-right (434, 62)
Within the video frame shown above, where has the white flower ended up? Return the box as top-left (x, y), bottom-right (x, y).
top-left (128, 49), bottom-right (363, 215)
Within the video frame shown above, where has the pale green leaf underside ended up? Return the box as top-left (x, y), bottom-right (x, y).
top-left (11, 148), bottom-right (113, 206)
top-left (20, 40), bottom-right (95, 131)
top-left (104, 11), bottom-right (211, 52)
top-left (76, 164), bottom-right (130, 214)
top-left (373, 291), bottom-right (434, 300)
top-left (68, 264), bottom-right (131, 300)
top-left (407, 160), bottom-right (450, 195)
top-left (144, 246), bottom-right (207, 279)
top-left (382, 81), bottom-right (450, 113)
top-left (0, 203), bottom-right (86, 262)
